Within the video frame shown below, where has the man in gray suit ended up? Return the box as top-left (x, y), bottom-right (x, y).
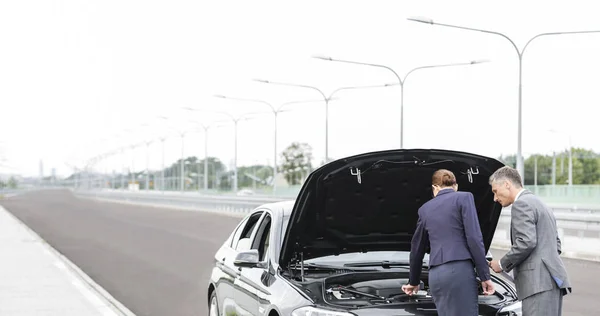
top-left (488, 166), bottom-right (571, 315)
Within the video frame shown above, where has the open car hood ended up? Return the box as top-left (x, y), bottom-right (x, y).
top-left (279, 149), bottom-right (505, 267)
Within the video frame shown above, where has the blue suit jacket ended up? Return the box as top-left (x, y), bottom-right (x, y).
top-left (409, 189), bottom-right (490, 285)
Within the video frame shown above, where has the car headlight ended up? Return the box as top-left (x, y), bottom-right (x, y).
top-left (498, 301), bottom-right (522, 315)
top-left (291, 306), bottom-right (354, 316)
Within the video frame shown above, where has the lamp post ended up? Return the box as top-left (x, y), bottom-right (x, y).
top-left (120, 147), bottom-right (126, 189)
top-left (137, 122), bottom-right (154, 191)
top-left (313, 55), bottom-right (487, 149)
top-left (144, 140), bottom-right (153, 191)
top-left (549, 129), bottom-right (573, 186)
top-left (212, 96), bottom-right (327, 192)
top-left (182, 108), bottom-right (257, 193)
top-left (111, 128), bottom-right (135, 190)
top-left (129, 143), bottom-right (142, 189)
top-left (253, 80), bottom-right (396, 163)
top-left (194, 121), bottom-right (211, 192)
top-left (408, 16), bottom-right (600, 182)
top-left (158, 115), bottom-right (187, 192)
top-left (183, 117), bottom-right (226, 191)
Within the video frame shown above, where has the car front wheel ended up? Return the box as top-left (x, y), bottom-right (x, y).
top-left (209, 291), bottom-right (219, 316)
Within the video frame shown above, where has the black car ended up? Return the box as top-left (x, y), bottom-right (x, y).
top-left (208, 149), bottom-right (523, 315)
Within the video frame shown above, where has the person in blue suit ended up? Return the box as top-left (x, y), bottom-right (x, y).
top-left (402, 169), bottom-right (495, 315)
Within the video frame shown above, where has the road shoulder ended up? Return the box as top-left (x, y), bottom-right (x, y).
top-left (0, 205), bottom-right (136, 316)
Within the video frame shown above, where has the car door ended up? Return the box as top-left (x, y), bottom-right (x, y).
top-left (234, 211), bottom-right (274, 316)
top-left (216, 210), bottom-right (263, 316)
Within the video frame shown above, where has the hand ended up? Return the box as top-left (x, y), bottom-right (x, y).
top-left (401, 284), bottom-right (420, 296)
top-left (481, 280), bottom-right (495, 295)
top-left (489, 260), bottom-right (503, 273)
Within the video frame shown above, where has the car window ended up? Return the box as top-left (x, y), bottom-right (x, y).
top-left (228, 217), bottom-right (248, 248)
top-left (251, 214), bottom-right (272, 262)
top-left (230, 211), bottom-right (263, 250)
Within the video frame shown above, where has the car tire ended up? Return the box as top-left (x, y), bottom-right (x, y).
top-left (208, 291), bottom-right (219, 316)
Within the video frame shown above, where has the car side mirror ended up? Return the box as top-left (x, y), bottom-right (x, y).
top-left (486, 251), bottom-right (493, 262)
top-left (234, 249), bottom-right (260, 268)
top-left (236, 238), bottom-right (251, 252)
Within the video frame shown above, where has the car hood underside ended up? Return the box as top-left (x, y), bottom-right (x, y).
top-left (279, 149), bottom-right (505, 267)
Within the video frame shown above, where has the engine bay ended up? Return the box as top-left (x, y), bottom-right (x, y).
top-left (323, 271), bottom-right (431, 307)
top-left (290, 270), bottom-right (509, 308)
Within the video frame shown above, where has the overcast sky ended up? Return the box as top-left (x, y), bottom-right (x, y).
top-left (1, 0), bottom-right (599, 177)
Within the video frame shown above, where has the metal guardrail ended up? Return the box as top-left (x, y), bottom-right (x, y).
top-left (75, 189), bottom-right (288, 215)
top-left (80, 188), bottom-right (600, 212)
top-left (75, 188), bottom-right (600, 262)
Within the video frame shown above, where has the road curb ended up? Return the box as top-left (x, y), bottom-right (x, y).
top-left (1, 206), bottom-right (137, 316)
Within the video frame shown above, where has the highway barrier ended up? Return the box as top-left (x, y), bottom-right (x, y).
top-left (75, 189), bottom-right (600, 262)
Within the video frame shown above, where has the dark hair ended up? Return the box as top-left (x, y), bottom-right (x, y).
top-left (489, 166), bottom-right (523, 188)
top-left (432, 169), bottom-right (457, 187)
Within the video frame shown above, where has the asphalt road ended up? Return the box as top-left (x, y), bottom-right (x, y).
top-left (2, 189), bottom-right (598, 316)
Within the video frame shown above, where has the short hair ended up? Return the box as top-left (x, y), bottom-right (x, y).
top-left (489, 166), bottom-right (523, 188)
top-left (432, 169), bottom-right (457, 187)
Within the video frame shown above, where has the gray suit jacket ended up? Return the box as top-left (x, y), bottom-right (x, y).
top-left (500, 190), bottom-right (572, 300)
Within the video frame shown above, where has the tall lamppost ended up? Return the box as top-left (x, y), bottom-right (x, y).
top-left (252, 80), bottom-right (396, 163)
top-left (112, 128), bottom-right (135, 190)
top-left (143, 140), bottom-right (153, 191)
top-left (158, 116), bottom-right (187, 192)
top-left (181, 115), bottom-right (227, 191)
top-left (549, 129), bottom-right (573, 187)
top-left (129, 143), bottom-right (143, 189)
top-left (312, 55), bottom-right (487, 149)
top-left (407, 16), bottom-right (600, 181)
top-left (181, 108), bottom-right (257, 193)
top-left (119, 147), bottom-right (126, 189)
top-left (212, 96), bottom-right (326, 192)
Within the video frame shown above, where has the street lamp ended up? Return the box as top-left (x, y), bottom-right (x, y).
top-left (182, 115), bottom-right (227, 191)
top-left (115, 128), bottom-right (135, 190)
top-left (143, 140), bottom-right (153, 191)
top-left (549, 129), bottom-right (573, 187)
top-left (192, 120), bottom-right (212, 192)
top-left (182, 108), bottom-right (258, 193)
top-left (137, 122), bottom-right (155, 192)
top-left (212, 96), bottom-right (324, 192)
top-left (158, 115), bottom-right (187, 192)
top-left (252, 79), bottom-right (396, 163)
top-left (312, 55), bottom-right (487, 149)
top-left (129, 142), bottom-right (143, 189)
top-left (407, 16), bottom-right (600, 182)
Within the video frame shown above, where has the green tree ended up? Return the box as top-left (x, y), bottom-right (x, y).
top-left (280, 142), bottom-right (313, 185)
top-left (524, 154), bottom-right (555, 185)
top-left (237, 164), bottom-right (273, 189)
top-left (8, 176), bottom-right (17, 189)
top-left (574, 148), bottom-right (600, 184)
top-left (218, 171), bottom-right (232, 191)
top-left (497, 154), bottom-right (516, 168)
top-left (166, 156), bottom-right (226, 189)
top-left (522, 148), bottom-right (600, 185)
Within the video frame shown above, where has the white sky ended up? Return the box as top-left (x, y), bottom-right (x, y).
top-left (1, 0), bottom-right (599, 177)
